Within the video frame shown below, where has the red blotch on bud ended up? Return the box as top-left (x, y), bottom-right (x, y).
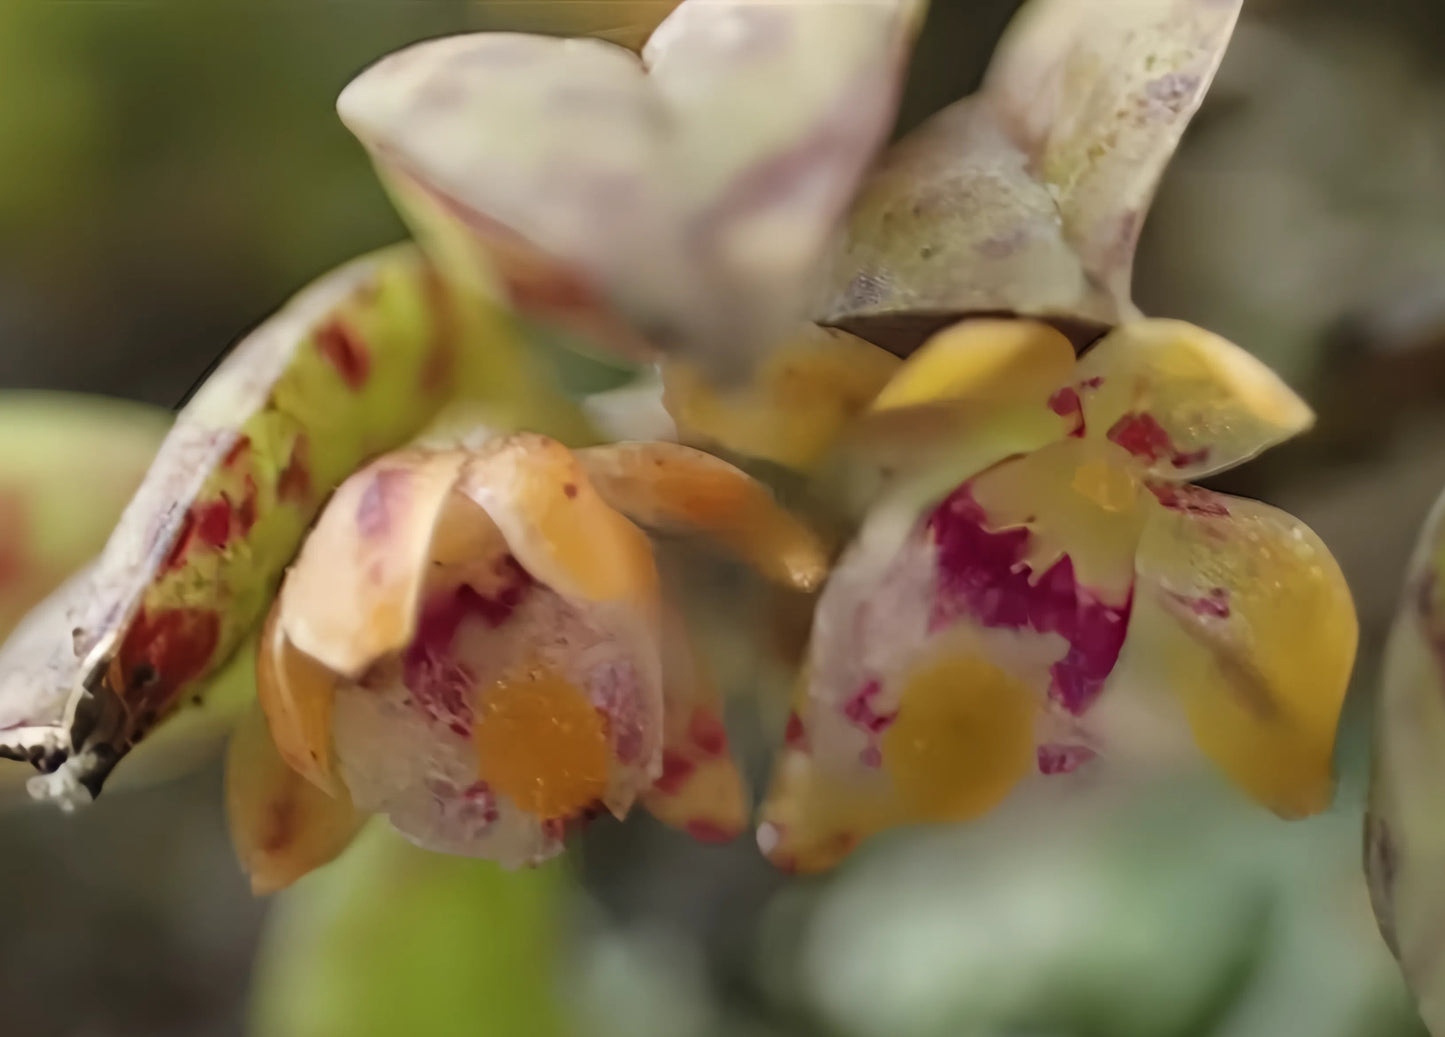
top-left (316, 320), bottom-right (372, 390)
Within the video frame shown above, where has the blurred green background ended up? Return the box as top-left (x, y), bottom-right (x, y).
top-left (1, 1), bottom-right (1444, 1035)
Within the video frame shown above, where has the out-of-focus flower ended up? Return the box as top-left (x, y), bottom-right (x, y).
top-left (339, 0), bottom-right (924, 379)
top-left (1367, 489), bottom-right (1445, 1036)
top-left (231, 431), bottom-right (825, 887)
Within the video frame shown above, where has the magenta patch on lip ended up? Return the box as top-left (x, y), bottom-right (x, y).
top-left (1037, 744), bottom-right (1096, 775)
top-left (403, 561), bottom-right (535, 734)
top-left (842, 678), bottom-right (898, 734)
top-left (1167, 587), bottom-right (1231, 619)
top-left (928, 486), bottom-right (1131, 715)
top-left (1107, 412), bottom-right (1210, 469)
top-left (1049, 387), bottom-right (1086, 437)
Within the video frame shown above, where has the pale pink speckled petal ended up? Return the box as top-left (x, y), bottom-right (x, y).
top-left (338, 0), bottom-right (925, 376)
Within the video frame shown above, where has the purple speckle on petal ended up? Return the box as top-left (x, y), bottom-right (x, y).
top-left (1037, 744), bottom-right (1097, 775)
top-left (842, 679), bottom-right (898, 734)
top-left (928, 487), bottom-right (1132, 715)
top-left (404, 567), bottom-right (535, 733)
top-left (1049, 387), bottom-right (1087, 438)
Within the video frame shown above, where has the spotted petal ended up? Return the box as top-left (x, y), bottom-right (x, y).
top-left (339, 0), bottom-right (924, 376)
top-left (225, 701), bottom-right (366, 895)
top-left (1129, 488), bottom-right (1356, 818)
top-left (269, 435), bottom-right (664, 865)
top-left (2, 245), bottom-right (574, 807)
top-left (1367, 490), bottom-right (1445, 1032)
top-left (821, 0), bottom-right (1241, 353)
top-left (640, 608), bottom-right (748, 844)
top-left (1073, 318), bottom-right (1315, 480)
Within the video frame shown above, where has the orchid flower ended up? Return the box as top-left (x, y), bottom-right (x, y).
top-left (738, 0), bottom-right (1359, 871)
top-left (0, 0), bottom-right (919, 889)
top-left (0, 0), bottom-right (1360, 898)
top-left (1367, 489), bottom-right (1445, 1035)
top-left (232, 429), bottom-right (825, 890)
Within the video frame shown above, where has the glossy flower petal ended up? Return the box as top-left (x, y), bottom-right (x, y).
top-left (661, 326), bottom-right (899, 470)
top-left (575, 441), bottom-right (830, 592)
top-left (1073, 318), bottom-right (1315, 480)
top-left (1128, 488), bottom-right (1356, 817)
top-left (340, 0), bottom-right (924, 375)
top-left (225, 702), bottom-right (366, 895)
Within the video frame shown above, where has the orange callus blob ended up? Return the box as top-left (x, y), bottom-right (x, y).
top-left (474, 663), bottom-right (610, 819)
top-left (883, 653), bottom-right (1037, 823)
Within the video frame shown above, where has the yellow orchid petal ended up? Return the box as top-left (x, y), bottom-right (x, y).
top-left (1074, 319), bottom-right (1315, 480)
top-left (661, 326), bottom-right (900, 470)
top-left (225, 701), bottom-right (366, 896)
top-left (641, 608), bottom-right (748, 843)
top-left (280, 450), bottom-right (467, 679)
top-left (1131, 488), bottom-right (1356, 817)
top-left (757, 743), bottom-right (901, 875)
top-left (461, 434), bottom-right (660, 613)
top-left (575, 442), bottom-right (829, 593)
top-left (848, 319), bottom-right (1080, 493)
top-left (869, 318), bottom-right (1076, 414)
top-left (257, 601), bottom-right (338, 796)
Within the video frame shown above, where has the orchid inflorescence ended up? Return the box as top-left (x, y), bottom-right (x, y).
top-left (0, 0), bottom-right (1364, 916)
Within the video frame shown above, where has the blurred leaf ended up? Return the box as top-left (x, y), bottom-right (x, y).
top-left (0, 392), bottom-right (169, 638)
top-left (249, 824), bottom-right (571, 1037)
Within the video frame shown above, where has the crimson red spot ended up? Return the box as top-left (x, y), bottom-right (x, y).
top-left (685, 819), bottom-right (738, 844)
top-left (235, 477), bottom-right (259, 536)
top-left (1079, 376), bottom-right (1104, 390)
top-left (1037, 744), bottom-right (1097, 775)
top-left (194, 500), bottom-right (233, 549)
top-left (842, 679), bottom-right (897, 734)
top-left (687, 708), bottom-right (728, 757)
top-left (563, 483), bottom-right (578, 499)
top-left (1148, 482), bottom-right (1231, 517)
top-left (654, 750), bottom-right (696, 795)
top-left (278, 434), bottom-right (312, 504)
top-left (116, 607), bottom-right (222, 717)
top-left (222, 436), bottom-right (251, 469)
top-left (783, 711), bottom-right (807, 749)
top-left (1048, 387), bottom-right (1086, 437)
top-left (929, 486), bottom-right (1132, 715)
top-left (1107, 412), bottom-right (1211, 468)
top-left (316, 320), bottom-right (371, 390)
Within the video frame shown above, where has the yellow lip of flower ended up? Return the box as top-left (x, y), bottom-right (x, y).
top-left (234, 431), bottom-right (822, 888)
top-left (758, 313), bottom-right (1356, 872)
